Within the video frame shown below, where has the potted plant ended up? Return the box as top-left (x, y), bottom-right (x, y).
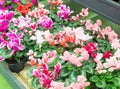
top-left (0, 0), bottom-right (35, 73)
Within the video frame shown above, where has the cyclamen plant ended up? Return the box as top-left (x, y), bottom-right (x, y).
top-left (1, 0), bottom-right (120, 89)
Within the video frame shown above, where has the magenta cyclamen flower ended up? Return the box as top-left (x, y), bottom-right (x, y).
top-left (6, 29), bottom-right (25, 54)
top-left (38, 15), bottom-right (53, 29)
top-left (0, 10), bottom-right (14, 32)
top-left (31, 0), bottom-right (38, 5)
top-left (0, 29), bottom-right (25, 55)
top-left (57, 4), bottom-right (73, 20)
top-left (11, 0), bottom-right (19, 3)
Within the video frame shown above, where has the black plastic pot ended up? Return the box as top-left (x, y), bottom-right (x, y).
top-left (6, 58), bottom-right (26, 73)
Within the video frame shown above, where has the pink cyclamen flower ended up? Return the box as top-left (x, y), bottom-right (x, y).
top-left (69, 75), bottom-right (90, 89)
top-left (0, 56), bottom-right (4, 61)
top-left (38, 15), bottom-right (53, 29)
top-left (54, 62), bottom-right (61, 80)
top-left (54, 62), bottom-right (61, 74)
top-left (27, 50), bottom-right (36, 59)
top-left (94, 53), bottom-right (103, 63)
top-left (96, 62), bottom-right (107, 74)
top-left (71, 14), bottom-right (79, 21)
top-left (49, 81), bottom-right (65, 89)
top-left (39, 64), bottom-right (53, 88)
top-left (57, 4), bottom-right (73, 20)
top-left (103, 57), bottom-right (120, 72)
top-left (0, 0), bottom-right (5, 5)
top-left (32, 69), bottom-right (40, 77)
top-left (61, 51), bottom-right (82, 67)
top-left (111, 38), bottom-right (120, 49)
top-left (80, 8), bottom-right (89, 18)
top-left (42, 50), bottom-right (57, 63)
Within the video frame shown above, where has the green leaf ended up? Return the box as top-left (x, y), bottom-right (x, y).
top-left (59, 68), bottom-right (71, 78)
top-left (80, 70), bottom-right (87, 76)
top-left (83, 65), bottom-right (94, 74)
top-left (90, 75), bottom-right (99, 82)
top-left (31, 77), bottom-right (40, 88)
top-left (16, 51), bottom-right (23, 57)
top-left (96, 80), bottom-right (106, 88)
top-left (48, 59), bottom-right (58, 67)
top-left (64, 79), bottom-right (70, 87)
top-left (105, 84), bottom-right (117, 89)
top-left (113, 77), bottom-right (120, 87)
top-left (69, 71), bottom-right (78, 82)
top-left (0, 48), bottom-right (11, 59)
top-left (20, 0), bottom-right (26, 4)
top-left (11, 2), bottom-right (17, 9)
top-left (34, 44), bottom-right (39, 51)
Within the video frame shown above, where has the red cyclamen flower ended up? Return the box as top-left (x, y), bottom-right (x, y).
top-left (103, 50), bottom-right (112, 58)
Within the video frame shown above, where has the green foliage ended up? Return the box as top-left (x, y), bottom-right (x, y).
top-left (31, 77), bottom-right (42, 89)
top-left (96, 38), bottom-right (112, 53)
top-left (0, 48), bottom-right (11, 59)
top-left (96, 80), bottom-right (106, 88)
top-left (113, 77), bottom-right (120, 87)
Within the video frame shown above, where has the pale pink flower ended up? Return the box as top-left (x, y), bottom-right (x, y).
top-left (27, 57), bottom-right (37, 66)
top-left (61, 51), bottom-right (82, 67)
top-left (42, 50), bottom-right (57, 63)
top-left (80, 8), bottom-right (89, 18)
top-left (50, 81), bottom-right (65, 89)
top-left (111, 38), bottom-right (120, 49)
top-left (103, 57), bottom-right (120, 72)
top-left (114, 48), bottom-right (120, 58)
top-left (85, 19), bottom-right (101, 33)
top-left (77, 75), bottom-right (90, 88)
top-left (38, 15), bottom-right (53, 29)
top-left (80, 48), bottom-right (89, 61)
top-left (57, 4), bottom-right (73, 20)
top-left (74, 48), bottom-right (81, 55)
top-left (96, 19), bottom-right (102, 27)
top-left (28, 3), bottom-right (49, 18)
top-left (108, 30), bottom-right (118, 42)
top-left (94, 53), bottom-right (103, 63)
top-left (71, 14), bottom-right (79, 21)
top-left (99, 26), bottom-right (112, 38)
top-left (30, 30), bottom-right (46, 47)
top-left (12, 16), bottom-right (31, 32)
top-left (96, 62), bottom-right (107, 73)
top-left (27, 50), bottom-right (36, 59)
top-left (99, 26), bottom-right (118, 41)
top-left (73, 27), bottom-right (92, 44)
top-left (69, 75), bottom-right (90, 89)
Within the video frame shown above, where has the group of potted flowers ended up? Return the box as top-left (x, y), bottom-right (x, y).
top-left (1, 0), bottom-right (120, 89)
